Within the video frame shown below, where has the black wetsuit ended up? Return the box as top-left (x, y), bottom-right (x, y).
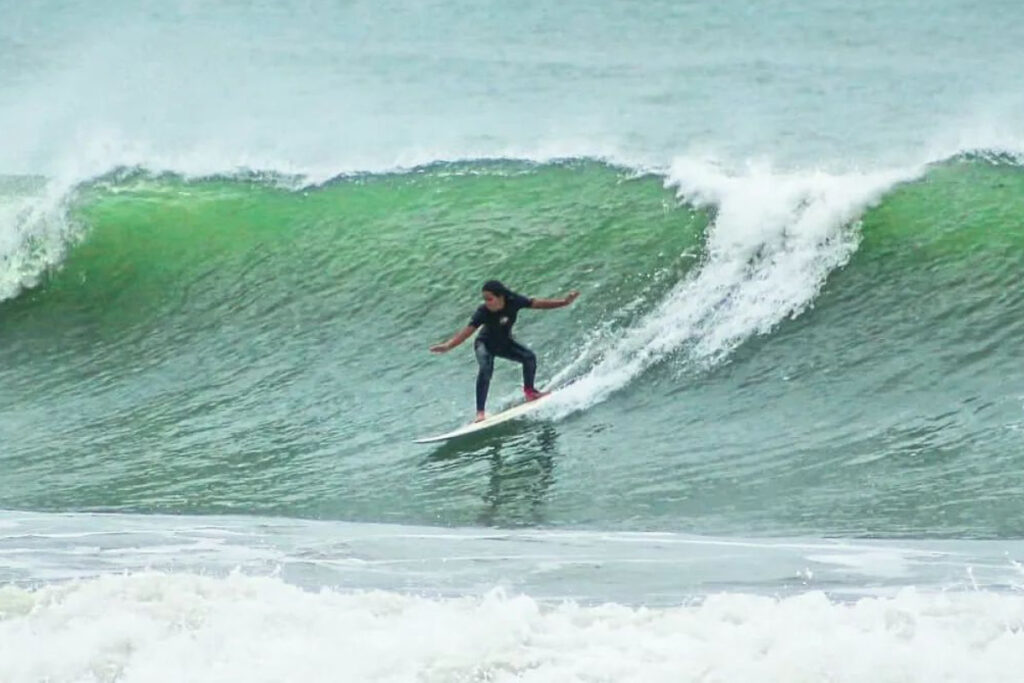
top-left (469, 292), bottom-right (537, 411)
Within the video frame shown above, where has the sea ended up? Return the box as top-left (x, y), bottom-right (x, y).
top-left (3, 1), bottom-right (1024, 680)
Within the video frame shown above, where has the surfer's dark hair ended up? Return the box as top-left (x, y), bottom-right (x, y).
top-left (481, 280), bottom-right (511, 297)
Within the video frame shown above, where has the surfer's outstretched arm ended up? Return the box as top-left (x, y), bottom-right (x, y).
top-left (530, 290), bottom-right (580, 309)
top-left (430, 325), bottom-right (476, 353)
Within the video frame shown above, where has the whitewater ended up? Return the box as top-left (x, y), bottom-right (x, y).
top-left (3, 512), bottom-right (1024, 682)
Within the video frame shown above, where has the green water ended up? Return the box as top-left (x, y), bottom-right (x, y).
top-left (1, 158), bottom-right (1023, 537)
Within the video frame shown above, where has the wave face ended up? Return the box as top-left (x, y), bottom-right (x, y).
top-left (0, 155), bottom-right (1023, 538)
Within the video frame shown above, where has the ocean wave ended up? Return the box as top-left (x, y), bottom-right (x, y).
top-left (4, 154), bottom-right (1024, 533)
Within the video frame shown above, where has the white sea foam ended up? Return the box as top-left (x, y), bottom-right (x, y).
top-left (1, 572), bottom-right (1023, 683)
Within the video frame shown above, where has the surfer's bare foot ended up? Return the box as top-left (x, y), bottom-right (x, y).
top-left (474, 411), bottom-right (487, 422)
top-left (523, 387), bottom-right (548, 402)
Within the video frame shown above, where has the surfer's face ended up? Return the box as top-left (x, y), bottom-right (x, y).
top-left (482, 291), bottom-right (505, 311)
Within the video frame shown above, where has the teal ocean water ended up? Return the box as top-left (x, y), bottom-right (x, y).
top-left (3, 1), bottom-right (1024, 680)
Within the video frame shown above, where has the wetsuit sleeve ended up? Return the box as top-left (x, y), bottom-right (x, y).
top-left (469, 306), bottom-right (487, 327)
top-left (510, 293), bottom-right (534, 310)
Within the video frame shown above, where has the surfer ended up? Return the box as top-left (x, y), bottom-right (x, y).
top-left (430, 280), bottom-right (580, 422)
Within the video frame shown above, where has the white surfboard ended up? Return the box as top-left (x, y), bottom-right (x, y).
top-left (415, 392), bottom-right (554, 444)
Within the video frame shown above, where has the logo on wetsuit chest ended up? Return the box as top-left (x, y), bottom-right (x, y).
top-left (499, 316), bottom-right (510, 326)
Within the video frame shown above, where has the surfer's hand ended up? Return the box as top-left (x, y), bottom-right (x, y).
top-left (429, 343), bottom-right (450, 353)
top-left (564, 290), bottom-right (580, 305)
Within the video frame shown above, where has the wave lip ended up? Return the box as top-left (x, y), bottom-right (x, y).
top-left (0, 176), bottom-right (77, 302)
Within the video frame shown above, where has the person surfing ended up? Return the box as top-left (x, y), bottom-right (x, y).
top-left (430, 280), bottom-right (580, 422)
